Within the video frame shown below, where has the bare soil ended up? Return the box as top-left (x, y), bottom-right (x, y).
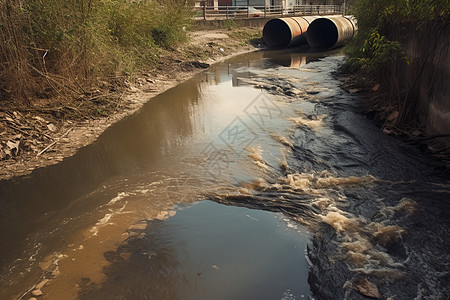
top-left (0, 28), bottom-right (263, 180)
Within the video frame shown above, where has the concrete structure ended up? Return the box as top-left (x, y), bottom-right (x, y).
top-left (231, 0), bottom-right (341, 6)
top-left (205, 0), bottom-right (343, 8)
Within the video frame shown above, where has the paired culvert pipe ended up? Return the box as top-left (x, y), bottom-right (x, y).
top-left (307, 16), bottom-right (357, 49)
top-left (262, 16), bottom-right (318, 48)
top-left (263, 15), bottom-right (357, 49)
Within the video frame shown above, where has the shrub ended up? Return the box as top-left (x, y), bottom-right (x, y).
top-left (0, 0), bottom-right (193, 103)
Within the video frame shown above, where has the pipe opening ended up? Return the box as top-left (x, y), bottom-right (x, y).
top-left (307, 18), bottom-right (338, 49)
top-left (263, 19), bottom-right (293, 48)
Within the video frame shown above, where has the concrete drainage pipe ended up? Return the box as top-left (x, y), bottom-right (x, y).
top-left (306, 16), bottom-right (357, 49)
top-left (262, 16), bottom-right (317, 48)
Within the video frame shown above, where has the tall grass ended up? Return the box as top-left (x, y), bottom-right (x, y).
top-left (0, 0), bottom-right (192, 103)
top-left (345, 0), bottom-right (449, 75)
top-left (344, 0), bottom-right (449, 126)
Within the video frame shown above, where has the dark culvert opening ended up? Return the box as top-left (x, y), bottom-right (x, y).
top-left (307, 18), bottom-right (338, 49)
top-left (263, 19), bottom-right (293, 48)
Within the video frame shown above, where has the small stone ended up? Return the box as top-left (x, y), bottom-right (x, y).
top-left (35, 279), bottom-right (49, 290)
top-left (387, 111), bottom-right (399, 122)
top-left (372, 84), bottom-right (380, 91)
top-left (382, 128), bottom-right (392, 134)
top-left (129, 86), bottom-right (140, 93)
top-left (31, 289), bottom-right (43, 296)
top-left (128, 223), bottom-right (147, 231)
top-left (29, 298), bottom-right (37, 300)
top-left (33, 116), bottom-right (46, 123)
top-left (156, 211), bottom-right (168, 220)
top-left (78, 245), bottom-right (84, 250)
top-left (349, 88), bottom-right (359, 93)
top-left (47, 123), bottom-right (57, 132)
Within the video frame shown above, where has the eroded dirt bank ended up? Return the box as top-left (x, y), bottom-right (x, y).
top-left (0, 28), bottom-right (262, 180)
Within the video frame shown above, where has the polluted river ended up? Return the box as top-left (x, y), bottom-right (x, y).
top-left (0, 49), bottom-right (449, 300)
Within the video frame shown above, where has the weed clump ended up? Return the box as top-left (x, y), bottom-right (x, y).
top-left (0, 0), bottom-right (193, 103)
top-left (343, 0), bottom-right (449, 127)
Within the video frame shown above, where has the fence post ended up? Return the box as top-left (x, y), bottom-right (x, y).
top-left (264, 5), bottom-right (266, 18)
top-left (203, 1), bottom-right (206, 20)
top-left (247, 0), bottom-right (249, 18)
top-left (226, 5), bottom-right (229, 19)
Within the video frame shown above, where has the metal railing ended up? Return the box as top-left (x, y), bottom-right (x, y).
top-left (194, 5), bottom-right (343, 20)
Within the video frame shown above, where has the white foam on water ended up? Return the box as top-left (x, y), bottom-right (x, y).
top-left (90, 202), bottom-right (128, 236)
top-left (270, 132), bottom-right (294, 148)
top-left (245, 146), bottom-right (269, 171)
top-left (107, 192), bottom-right (129, 206)
top-left (320, 209), bottom-right (362, 233)
top-left (289, 114), bottom-right (327, 131)
top-left (279, 149), bottom-right (289, 172)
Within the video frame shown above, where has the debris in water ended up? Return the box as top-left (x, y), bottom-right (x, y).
top-left (372, 84), bottom-right (380, 91)
top-left (387, 111), bottom-right (399, 122)
top-left (354, 278), bottom-right (381, 299)
top-left (246, 214), bottom-right (259, 221)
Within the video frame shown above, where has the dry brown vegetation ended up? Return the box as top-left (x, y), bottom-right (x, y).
top-left (0, 0), bottom-right (193, 104)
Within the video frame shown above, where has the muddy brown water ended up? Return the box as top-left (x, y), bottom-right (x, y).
top-left (0, 49), bottom-right (449, 300)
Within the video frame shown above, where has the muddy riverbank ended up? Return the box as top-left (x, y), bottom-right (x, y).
top-left (0, 28), bottom-right (262, 181)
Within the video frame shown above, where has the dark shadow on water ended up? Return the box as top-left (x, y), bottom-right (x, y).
top-left (78, 201), bottom-right (311, 300)
top-left (78, 220), bottom-right (186, 300)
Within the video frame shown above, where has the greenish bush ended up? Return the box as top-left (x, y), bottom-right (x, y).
top-left (345, 0), bottom-right (449, 77)
top-left (346, 28), bottom-right (405, 80)
top-left (343, 0), bottom-right (449, 126)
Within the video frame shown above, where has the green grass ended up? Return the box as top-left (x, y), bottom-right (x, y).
top-left (343, 0), bottom-right (449, 126)
top-left (345, 0), bottom-right (449, 76)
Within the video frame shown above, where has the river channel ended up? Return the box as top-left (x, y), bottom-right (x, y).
top-left (0, 49), bottom-right (449, 300)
